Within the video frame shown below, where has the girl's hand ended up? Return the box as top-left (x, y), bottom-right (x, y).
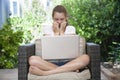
top-left (52, 22), bottom-right (59, 35)
top-left (60, 21), bottom-right (67, 35)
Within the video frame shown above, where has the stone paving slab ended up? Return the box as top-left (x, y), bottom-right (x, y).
top-left (0, 68), bottom-right (18, 80)
top-left (101, 65), bottom-right (120, 80)
top-left (101, 72), bottom-right (109, 80)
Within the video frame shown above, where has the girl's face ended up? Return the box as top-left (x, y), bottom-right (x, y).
top-left (53, 12), bottom-right (67, 24)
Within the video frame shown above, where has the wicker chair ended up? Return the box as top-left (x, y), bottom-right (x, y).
top-left (18, 41), bottom-right (100, 80)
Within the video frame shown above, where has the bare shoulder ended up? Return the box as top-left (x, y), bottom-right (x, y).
top-left (65, 25), bottom-right (76, 34)
top-left (66, 25), bottom-right (75, 30)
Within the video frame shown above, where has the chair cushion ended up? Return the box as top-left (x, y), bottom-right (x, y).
top-left (28, 69), bottom-right (90, 80)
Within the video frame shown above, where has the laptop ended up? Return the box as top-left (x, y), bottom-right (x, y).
top-left (41, 35), bottom-right (80, 60)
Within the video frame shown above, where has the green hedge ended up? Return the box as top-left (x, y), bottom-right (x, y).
top-left (62, 0), bottom-right (120, 61)
top-left (0, 23), bottom-right (23, 68)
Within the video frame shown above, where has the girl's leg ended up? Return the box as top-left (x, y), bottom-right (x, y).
top-left (29, 56), bottom-right (58, 71)
top-left (30, 54), bottom-right (90, 76)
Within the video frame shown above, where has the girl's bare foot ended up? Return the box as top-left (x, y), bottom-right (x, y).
top-left (29, 66), bottom-right (47, 76)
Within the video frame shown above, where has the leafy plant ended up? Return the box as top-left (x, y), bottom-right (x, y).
top-left (62, 0), bottom-right (120, 61)
top-left (108, 42), bottom-right (120, 63)
top-left (0, 23), bottom-right (23, 68)
top-left (10, 0), bottom-right (46, 44)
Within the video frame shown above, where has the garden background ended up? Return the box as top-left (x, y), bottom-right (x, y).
top-left (0, 0), bottom-right (120, 68)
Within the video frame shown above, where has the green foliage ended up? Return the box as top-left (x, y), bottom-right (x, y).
top-left (0, 23), bottom-right (23, 68)
top-left (62, 0), bottom-right (99, 39)
top-left (0, 0), bottom-right (46, 68)
top-left (62, 0), bottom-right (120, 61)
top-left (10, 17), bottom-right (34, 44)
top-left (108, 42), bottom-right (120, 62)
top-left (10, 0), bottom-right (46, 44)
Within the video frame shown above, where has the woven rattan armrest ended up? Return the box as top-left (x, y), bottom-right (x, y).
top-left (86, 43), bottom-right (100, 80)
top-left (18, 43), bottom-right (35, 80)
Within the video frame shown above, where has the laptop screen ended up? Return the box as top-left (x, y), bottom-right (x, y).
top-left (41, 35), bottom-right (80, 60)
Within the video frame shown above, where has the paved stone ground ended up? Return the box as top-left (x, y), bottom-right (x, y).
top-left (0, 68), bottom-right (108, 80)
top-left (101, 72), bottom-right (109, 80)
top-left (0, 68), bottom-right (18, 80)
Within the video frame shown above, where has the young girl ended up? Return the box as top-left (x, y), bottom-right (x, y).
top-left (29, 5), bottom-right (90, 76)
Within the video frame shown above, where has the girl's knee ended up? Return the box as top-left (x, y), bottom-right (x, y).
top-left (29, 56), bottom-right (35, 60)
top-left (29, 59), bottom-right (37, 66)
top-left (29, 56), bottom-right (42, 61)
top-left (29, 56), bottom-right (42, 66)
top-left (82, 54), bottom-right (90, 60)
top-left (82, 54), bottom-right (90, 64)
top-left (78, 54), bottom-right (90, 63)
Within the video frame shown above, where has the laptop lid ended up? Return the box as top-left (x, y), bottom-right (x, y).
top-left (41, 35), bottom-right (80, 60)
